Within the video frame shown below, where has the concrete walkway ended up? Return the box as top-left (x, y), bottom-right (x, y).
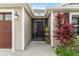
top-left (0, 41), bottom-right (56, 56)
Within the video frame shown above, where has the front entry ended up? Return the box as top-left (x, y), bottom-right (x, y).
top-left (0, 13), bottom-right (12, 48)
top-left (35, 20), bottom-right (44, 37)
top-left (32, 19), bottom-right (48, 41)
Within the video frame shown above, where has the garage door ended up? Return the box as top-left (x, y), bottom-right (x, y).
top-left (0, 13), bottom-right (12, 48)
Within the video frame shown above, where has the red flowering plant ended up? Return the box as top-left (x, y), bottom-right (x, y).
top-left (55, 13), bottom-right (75, 46)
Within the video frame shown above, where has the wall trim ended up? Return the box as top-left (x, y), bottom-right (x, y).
top-left (12, 9), bottom-right (15, 51)
top-left (50, 11), bottom-right (53, 47)
top-left (0, 9), bottom-right (15, 51)
top-left (22, 7), bottom-right (25, 50)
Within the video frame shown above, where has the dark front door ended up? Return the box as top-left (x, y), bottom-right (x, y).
top-left (36, 21), bottom-right (43, 37)
top-left (33, 20), bottom-right (45, 41)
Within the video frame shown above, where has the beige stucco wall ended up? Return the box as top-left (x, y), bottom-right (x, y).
top-left (24, 9), bottom-right (32, 49)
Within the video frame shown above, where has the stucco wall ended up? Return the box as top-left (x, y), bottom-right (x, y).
top-left (24, 9), bottom-right (31, 49)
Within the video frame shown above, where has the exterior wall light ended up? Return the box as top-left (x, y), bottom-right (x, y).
top-left (14, 12), bottom-right (19, 20)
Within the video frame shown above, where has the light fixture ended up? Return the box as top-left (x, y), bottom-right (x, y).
top-left (14, 12), bottom-right (19, 20)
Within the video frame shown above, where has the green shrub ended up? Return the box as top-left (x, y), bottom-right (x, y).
top-left (74, 36), bottom-right (79, 47)
top-left (55, 46), bottom-right (79, 56)
top-left (55, 35), bottom-right (79, 56)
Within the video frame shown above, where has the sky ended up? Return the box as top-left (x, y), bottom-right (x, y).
top-left (31, 3), bottom-right (61, 9)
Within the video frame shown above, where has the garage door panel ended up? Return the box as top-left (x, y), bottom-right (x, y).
top-left (0, 20), bottom-right (12, 48)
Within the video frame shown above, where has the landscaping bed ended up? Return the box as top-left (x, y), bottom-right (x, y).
top-left (55, 46), bottom-right (79, 56)
top-left (54, 12), bottom-right (79, 56)
top-left (55, 36), bottom-right (79, 56)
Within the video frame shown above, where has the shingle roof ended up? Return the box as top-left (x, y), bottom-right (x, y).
top-left (33, 9), bottom-right (45, 15)
top-left (62, 3), bottom-right (79, 6)
top-left (69, 3), bottom-right (79, 5)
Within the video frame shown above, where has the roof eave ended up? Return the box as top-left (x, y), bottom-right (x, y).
top-left (47, 6), bottom-right (79, 10)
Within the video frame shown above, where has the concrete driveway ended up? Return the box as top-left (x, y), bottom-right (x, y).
top-left (0, 41), bottom-right (56, 56)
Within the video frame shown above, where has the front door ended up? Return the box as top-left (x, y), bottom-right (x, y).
top-left (0, 13), bottom-right (12, 48)
top-left (33, 20), bottom-right (45, 41)
top-left (36, 21), bottom-right (43, 37)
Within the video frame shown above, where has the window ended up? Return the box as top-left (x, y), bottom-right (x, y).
top-left (5, 14), bottom-right (12, 20)
top-left (0, 13), bottom-right (12, 20)
top-left (72, 15), bottom-right (79, 25)
top-left (0, 14), bottom-right (3, 20)
top-left (71, 13), bottom-right (79, 35)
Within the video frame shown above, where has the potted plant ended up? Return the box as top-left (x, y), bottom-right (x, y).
top-left (44, 26), bottom-right (50, 43)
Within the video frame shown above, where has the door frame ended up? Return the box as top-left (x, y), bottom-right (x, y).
top-left (0, 9), bottom-right (14, 50)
